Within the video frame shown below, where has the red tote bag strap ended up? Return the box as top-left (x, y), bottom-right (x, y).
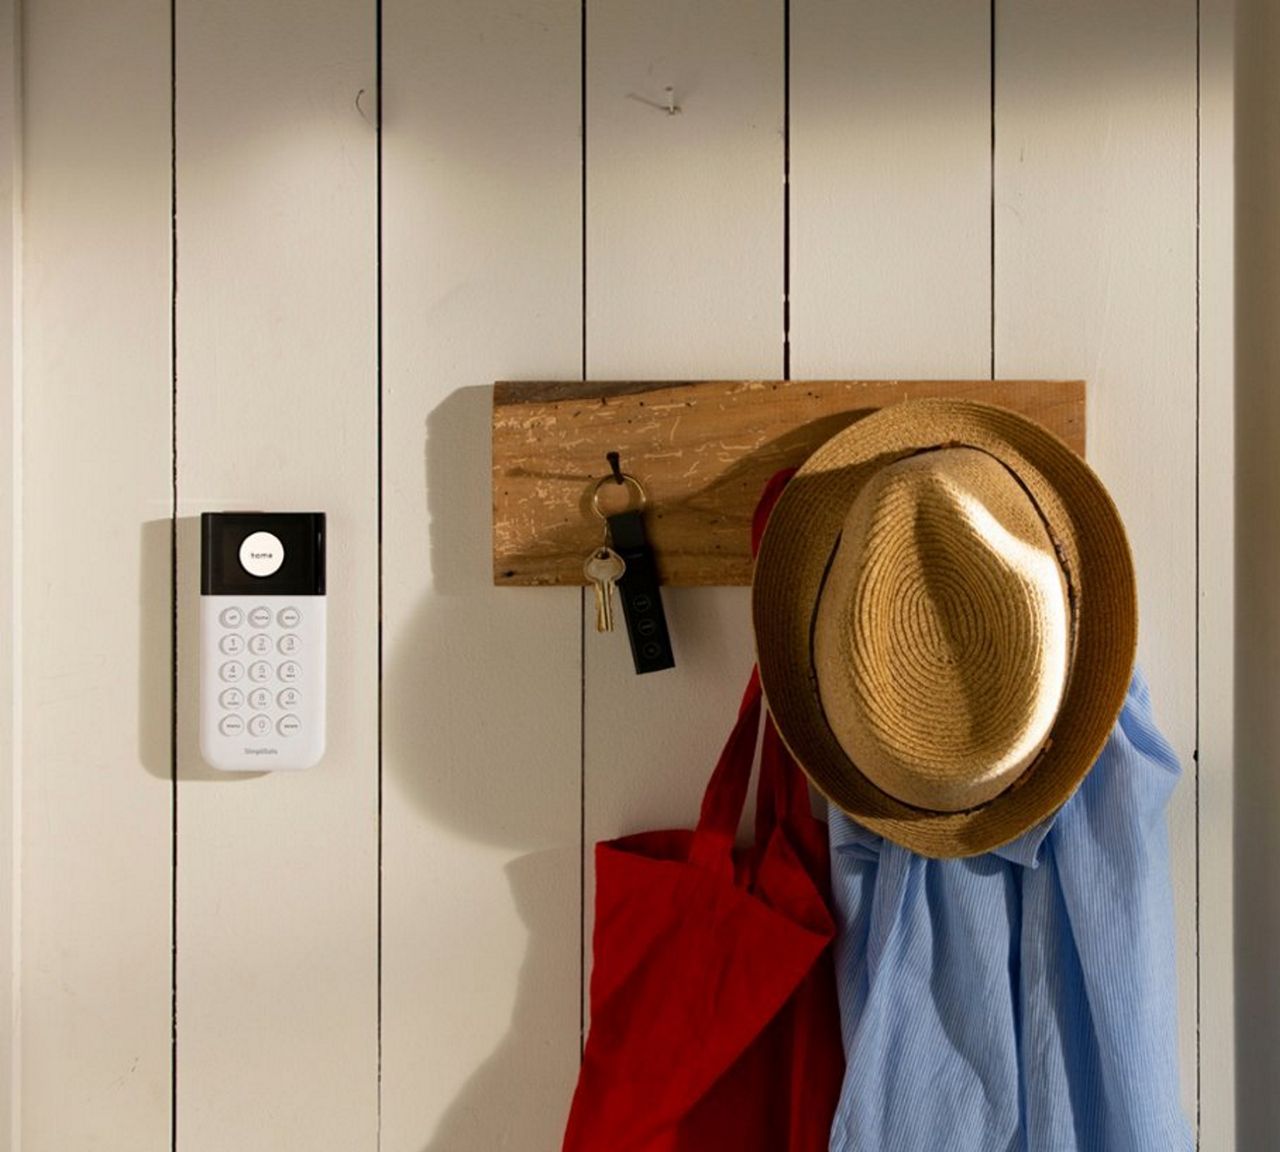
top-left (690, 470), bottom-right (799, 879)
top-left (690, 670), bottom-right (763, 879)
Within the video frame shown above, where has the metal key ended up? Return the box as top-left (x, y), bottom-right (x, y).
top-left (584, 547), bottom-right (627, 633)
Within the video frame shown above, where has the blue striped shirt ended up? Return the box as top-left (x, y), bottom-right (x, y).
top-left (828, 668), bottom-right (1193, 1151)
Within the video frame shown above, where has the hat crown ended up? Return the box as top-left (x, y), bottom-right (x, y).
top-left (812, 447), bottom-right (1070, 812)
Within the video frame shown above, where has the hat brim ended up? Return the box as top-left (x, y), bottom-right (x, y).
top-left (751, 398), bottom-right (1136, 858)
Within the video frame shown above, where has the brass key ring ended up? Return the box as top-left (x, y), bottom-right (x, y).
top-left (591, 472), bottom-right (648, 520)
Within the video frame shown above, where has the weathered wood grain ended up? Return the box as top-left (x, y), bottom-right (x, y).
top-left (493, 378), bottom-right (1084, 586)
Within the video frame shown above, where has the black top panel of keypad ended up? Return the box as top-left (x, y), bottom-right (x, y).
top-left (201, 512), bottom-right (326, 596)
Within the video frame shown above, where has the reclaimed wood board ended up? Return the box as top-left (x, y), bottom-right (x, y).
top-left (493, 378), bottom-right (1085, 586)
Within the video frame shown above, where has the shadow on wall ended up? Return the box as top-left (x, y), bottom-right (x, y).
top-left (385, 384), bottom-right (581, 1152)
top-left (385, 384), bottom-right (577, 847)
top-left (418, 846), bottom-right (578, 1152)
top-left (139, 515), bottom-right (268, 783)
top-left (1236, 0), bottom-right (1280, 1143)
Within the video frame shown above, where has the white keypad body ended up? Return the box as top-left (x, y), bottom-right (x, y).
top-left (201, 595), bottom-right (326, 771)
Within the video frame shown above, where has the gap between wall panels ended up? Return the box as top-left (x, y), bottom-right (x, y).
top-left (168, 0), bottom-right (179, 1148)
top-left (375, 0), bottom-right (385, 1144)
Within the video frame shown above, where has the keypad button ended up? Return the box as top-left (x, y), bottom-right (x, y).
top-left (248, 606), bottom-right (271, 628)
top-left (220, 661), bottom-right (245, 683)
top-left (248, 687), bottom-right (272, 711)
top-left (277, 633), bottom-right (300, 656)
top-left (219, 607), bottom-right (244, 628)
top-left (248, 713), bottom-right (272, 738)
top-left (219, 633), bottom-right (245, 656)
top-left (248, 633), bottom-right (271, 656)
top-left (219, 687), bottom-right (245, 709)
top-left (239, 531), bottom-right (285, 578)
top-left (277, 606), bottom-right (301, 629)
top-left (277, 714), bottom-right (302, 737)
top-left (248, 661), bottom-right (272, 684)
top-left (278, 661), bottom-right (301, 683)
top-left (219, 714), bottom-right (245, 737)
top-left (277, 687), bottom-right (300, 709)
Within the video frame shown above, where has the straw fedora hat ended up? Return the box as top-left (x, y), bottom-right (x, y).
top-left (752, 398), bottom-right (1136, 858)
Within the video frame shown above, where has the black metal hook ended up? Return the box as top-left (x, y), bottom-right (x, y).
top-left (606, 451), bottom-right (624, 485)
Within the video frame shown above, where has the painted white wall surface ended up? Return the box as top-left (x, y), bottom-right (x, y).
top-left (3, 0), bottom-right (1235, 1148)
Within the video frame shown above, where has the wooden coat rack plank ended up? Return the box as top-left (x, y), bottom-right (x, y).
top-left (492, 379), bottom-right (1085, 586)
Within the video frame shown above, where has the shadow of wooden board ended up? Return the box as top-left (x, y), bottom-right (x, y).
top-left (493, 379), bottom-right (1085, 586)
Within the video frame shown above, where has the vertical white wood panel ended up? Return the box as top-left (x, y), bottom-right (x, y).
top-left (995, 0), bottom-right (1199, 1117)
top-left (791, 0), bottom-right (991, 378)
top-left (0, 0), bottom-right (16, 1139)
top-left (1198, 0), bottom-right (1234, 1142)
top-left (380, 3), bottom-right (583, 1149)
top-left (19, 0), bottom-right (172, 1146)
top-left (582, 0), bottom-right (783, 1030)
top-left (175, 2), bottom-right (377, 1147)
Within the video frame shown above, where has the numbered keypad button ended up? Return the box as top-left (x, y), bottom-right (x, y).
top-left (248, 687), bottom-right (272, 711)
top-left (277, 633), bottom-right (300, 656)
top-left (277, 714), bottom-right (302, 737)
top-left (248, 661), bottom-right (272, 684)
top-left (220, 661), bottom-right (245, 683)
top-left (248, 633), bottom-right (271, 656)
top-left (220, 687), bottom-right (245, 709)
top-left (219, 633), bottom-right (245, 656)
top-left (278, 661), bottom-right (301, 683)
top-left (277, 606), bottom-right (301, 629)
top-left (219, 606), bottom-right (244, 628)
top-left (219, 714), bottom-right (245, 737)
top-left (248, 714), bottom-right (272, 738)
top-left (248, 606), bottom-right (271, 628)
top-left (277, 687), bottom-right (300, 709)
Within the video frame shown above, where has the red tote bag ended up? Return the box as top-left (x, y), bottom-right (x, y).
top-left (562, 474), bottom-right (844, 1152)
top-left (561, 672), bottom-right (845, 1152)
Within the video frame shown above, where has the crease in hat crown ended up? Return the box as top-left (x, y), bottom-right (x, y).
top-left (812, 447), bottom-right (1071, 813)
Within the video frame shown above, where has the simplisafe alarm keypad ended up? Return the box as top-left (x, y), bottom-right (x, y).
top-left (200, 512), bottom-right (326, 772)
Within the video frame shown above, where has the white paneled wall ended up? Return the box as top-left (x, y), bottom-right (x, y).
top-left (6, 1), bottom-right (1234, 1149)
